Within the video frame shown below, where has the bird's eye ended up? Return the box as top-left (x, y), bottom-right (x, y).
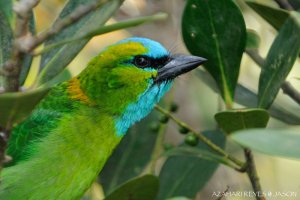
top-left (134, 56), bottom-right (151, 68)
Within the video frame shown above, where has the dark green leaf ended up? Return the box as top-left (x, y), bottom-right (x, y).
top-left (215, 109), bottom-right (269, 134)
top-left (0, 87), bottom-right (50, 127)
top-left (232, 129), bottom-right (300, 160)
top-left (182, 0), bottom-right (246, 106)
top-left (258, 12), bottom-right (300, 109)
top-left (0, 12), bottom-right (13, 87)
top-left (157, 130), bottom-right (226, 199)
top-left (37, 0), bottom-right (124, 86)
top-left (196, 69), bottom-right (300, 125)
top-left (246, 29), bottom-right (261, 49)
top-left (246, 1), bottom-right (290, 30)
top-left (104, 175), bottom-right (159, 200)
top-left (19, 13), bottom-right (36, 85)
top-left (100, 113), bottom-right (158, 193)
top-left (0, 0), bottom-right (14, 28)
top-left (289, 0), bottom-right (300, 10)
top-left (163, 146), bottom-right (234, 167)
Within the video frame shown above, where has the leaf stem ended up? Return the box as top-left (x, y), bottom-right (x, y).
top-left (246, 49), bottom-right (300, 106)
top-left (154, 105), bottom-right (245, 169)
top-left (244, 148), bottom-right (266, 200)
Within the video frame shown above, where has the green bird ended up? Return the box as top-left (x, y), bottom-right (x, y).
top-left (0, 37), bottom-right (206, 199)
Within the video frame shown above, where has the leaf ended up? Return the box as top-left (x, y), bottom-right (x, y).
top-left (39, 13), bottom-right (168, 55)
top-left (182, 0), bottom-right (246, 107)
top-left (100, 113), bottom-right (158, 194)
top-left (104, 175), bottom-right (159, 200)
top-left (246, 29), bottom-right (260, 49)
top-left (0, 87), bottom-right (50, 127)
top-left (19, 13), bottom-right (36, 86)
top-left (0, 12), bottom-right (13, 87)
top-left (246, 1), bottom-right (290, 30)
top-left (157, 130), bottom-right (226, 199)
top-left (0, 0), bottom-right (14, 28)
top-left (215, 109), bottom-right (269, 134)
top-left (196, 69), bottom-right (300, 125)
top-left (163, 146), bottom-right (234, 168)
top-left (37, 0), bottom-right (124, 86)
top-left (258, 12), bottom-right (300, 109)
top-left (232, 129), bottom-right (300, 160)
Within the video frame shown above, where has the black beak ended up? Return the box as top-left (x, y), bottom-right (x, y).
top-left (154, 54), bottom-right (207, 83)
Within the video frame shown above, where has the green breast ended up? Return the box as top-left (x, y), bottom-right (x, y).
top-left (1, 88), bottom-right (122, 200)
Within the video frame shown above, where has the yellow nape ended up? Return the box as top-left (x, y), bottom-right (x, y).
top-left (67, 78), bottom-right (95, 105)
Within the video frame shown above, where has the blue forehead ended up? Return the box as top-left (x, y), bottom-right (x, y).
top-left (117, 37), bottom-right (169, 58)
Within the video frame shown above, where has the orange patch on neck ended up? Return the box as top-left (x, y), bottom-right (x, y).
top-left (67, 78), bottom-right (95, 105)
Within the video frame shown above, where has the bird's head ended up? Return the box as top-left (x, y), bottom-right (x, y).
top-left (75, 37), bottom-right (206, 135)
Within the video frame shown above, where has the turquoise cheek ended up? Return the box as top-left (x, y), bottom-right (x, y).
top-left (114, 80), bottom-right (173, 136)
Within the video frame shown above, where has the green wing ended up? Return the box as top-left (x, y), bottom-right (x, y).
top-left (6, 83), bottom-right (76, 166)
top-left (6, 109), bottom-right (62, 166)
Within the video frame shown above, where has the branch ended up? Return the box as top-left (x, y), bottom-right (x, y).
top-left (246, 49), bottom-right (300, 106)
top-left (244, 149), bottom-right (266, 200)
top-left (274, 0), bottom-right (294, 10)
top-left (2, 0), bottom-right (40, 92)
top-left (155, 105), bottom-right (245, 170)
top-left (25, 0), bottom-right (108, 52)
top-left (281, 82), bottom-right (300, 105)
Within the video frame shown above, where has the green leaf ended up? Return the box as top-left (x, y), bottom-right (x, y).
top-left (0, 87), bottom-right (50, 127)
top-left (104, 175), bottom-right (159, 200)
top-left (37, 0), bottom-right (124, 86)
top-left (0, 0), bottom-right (14, 28)
top-left (258, 12), bottom-right (300, 109)
top-left (100, 113), bottom-right (159, 193)
top-left (163, 146), bottom-right (234, 168)
top-left (182, 0), bottom-right (246, 107)
top-left (157, 130), bottom-right (225, 199)
top-left (246, 1), bottom-right (289, 30)
top-left (232, 129), bottom-right (300, 160)
top-left (196, 69), bottom-right (300, 125)
top-left (215, 109), bottom-right (269, 134)
top-left (19, 13), bottom-right (36, 85)
top-left (0, 12), bottom-right (13, 87)
top-left (246, 29), bottom-right (260, 49)
top-left (39, 13), bottom-right (168, 55)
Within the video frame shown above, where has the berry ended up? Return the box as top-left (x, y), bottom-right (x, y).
top-left (184, 134), bottom-right (199, 146)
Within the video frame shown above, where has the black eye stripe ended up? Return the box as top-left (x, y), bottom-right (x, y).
top-left (133, 55), bottom-right (169, 69)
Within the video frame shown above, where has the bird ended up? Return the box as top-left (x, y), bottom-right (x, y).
top-left (0, 37), bottom-right (206, 200)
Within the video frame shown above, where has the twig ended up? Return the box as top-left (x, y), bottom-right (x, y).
top-left (26, 0), bottom-right (108, 52)
top-left (281, 82), bottom-right (300, 105)
top-left (244, 149), bottom-right (266, 200)
top-left (274, 0), bottom-right (294, 10)
top-left (14, 0), bottom-right (40, 38)
top-left (155, 105), bottom-right (245, 170)
top-left (246, 49), bottom-right (300, 106)
top-left (2, 0), bottom-right (40, 92)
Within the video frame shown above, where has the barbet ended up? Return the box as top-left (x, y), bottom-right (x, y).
top-left (0, 37), bottom-right (206, 199)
